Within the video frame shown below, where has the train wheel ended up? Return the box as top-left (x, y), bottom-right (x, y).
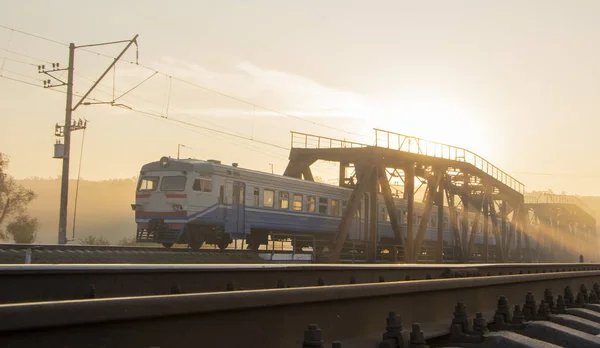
top-left (217, 240), bottom-right (229, 250)
top-left (188, 240), bottom-right (204, 251)
top-left (187, 234), bottom-right (205, 251)
top-left (162, 243), bottom-right (174, 249)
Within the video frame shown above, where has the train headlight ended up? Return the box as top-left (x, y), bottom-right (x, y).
top-left (172, 204), bottom-right (183, 211)
top-left (160, 156), bottom-right (170, 168)
top-left (131, 204), bottom-right (140, 211)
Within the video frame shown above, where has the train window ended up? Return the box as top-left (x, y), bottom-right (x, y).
top-left (292, 194), bottom-right (303, 211)
top-left (306, 196), bottom-right (316, 213)
top-left (263, 189), bottom-right (274, 208)
top-left (318, 197), bottom-right (328, 214)
top-left (331, 199), bottom-right (340, 216)
top-left (403, 211), bottom-right (408, 224)
top-left (160, 176), bottom-right (186, 191)
top-left (192, 179), bottom-right (212, 192)
top-left (253, 188), bottom-right (259, 206)
top-left (239, 186), bottom-right (245, 204)
top-left (431, 215), bottom-right (437, 228)
top-left (279, 192), bottom-right (289, 209)
top-left (443, 217), bottom-right (448, 229)
top-left (138, 176), bottom-right (158, 191)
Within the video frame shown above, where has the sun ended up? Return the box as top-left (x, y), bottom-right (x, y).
top-left (360, 96), bottom-right (491, 159)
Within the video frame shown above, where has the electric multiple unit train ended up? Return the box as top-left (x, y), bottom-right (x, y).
top-left (133, 156), bottom-right (529, 259)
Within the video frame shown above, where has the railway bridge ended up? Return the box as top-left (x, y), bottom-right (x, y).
top-left (283, 128), bottom-right (596, 264)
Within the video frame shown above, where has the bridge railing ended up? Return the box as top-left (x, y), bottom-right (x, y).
top-left (374, 128), bottom-right (525, 194)
top-left (291, 132), bottom-right (368, 149)
top-left (524, 193), bottom-right (595, 218)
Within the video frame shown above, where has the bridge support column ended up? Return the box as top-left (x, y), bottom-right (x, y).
top-left (404, 164), bottom-right (415, 262)
top-left (436, 176), bottom-right (445, 263)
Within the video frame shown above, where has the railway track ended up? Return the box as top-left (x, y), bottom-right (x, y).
top-left (1, 269), bottom-right (599, 347)
top-left (0, 242), bottom-right (294, 253)
top-left (0, 243), bottom-right (314, 264)
top-left (1, 263), bottom-right (598, 304)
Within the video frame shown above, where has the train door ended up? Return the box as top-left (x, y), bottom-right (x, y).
top-left (232, 181), bottom-right (246, 235)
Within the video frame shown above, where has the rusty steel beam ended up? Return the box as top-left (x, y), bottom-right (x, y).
top-left (446, 182), bottom-right (463, 262)
top-left (413, 171), bottom-right (441, 261)
top-left (302, 165), bottom-right (315, 181)
top-left (368, 167), bottom-right (379, 262)
top-left (483, 187), bottom-right (490, 262)
top-left (436, 176), bottom-right (445, 263)
top-left (1, 270), bottom-right (599, 347)
top-left (377, 165), bottom-right (403, 245)
top-left (405, 163), bottom-right (415, 262)
top-left (461, 173), bottom-right (470, 257)
top-left (501, 201), bottom-right (508, 259)
top-left (489, 199), bottom-right (503, 262)
top-left (328, 165), bottom-right (374, 262)
top-left (466, 205), bottom-right (482, 260)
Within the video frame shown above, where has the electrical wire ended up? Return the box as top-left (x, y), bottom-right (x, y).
top-left (0, 24), bottom-right (367, 139)
top-left (0, 74), bottom-right (291, 152)
top-left (71, 124), bottom-right (87, 241)
top-left (0, 47), bottom-right (53, 64)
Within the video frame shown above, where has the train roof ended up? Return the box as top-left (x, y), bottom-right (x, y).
top-left (140, 156), bottom-right (348, 190)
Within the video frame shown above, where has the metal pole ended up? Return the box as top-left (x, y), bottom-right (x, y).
top-left (24, 249), bottom-right (32, 264)
top-left (57, 43), bottom-right (75, 245)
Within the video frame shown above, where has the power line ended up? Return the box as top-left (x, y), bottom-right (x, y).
top-left (0, 24), bottom-right (68, 46)
top-left (0, 73), bottom-right (290, 152)
top-left (126, 107), bottom-right (290, 150)
top-left (0, 47), bottom-right (53, 64)
top-left (0, 38), bottom-right (259, 142)
top-left (0, 24), bottom-right (367, 139)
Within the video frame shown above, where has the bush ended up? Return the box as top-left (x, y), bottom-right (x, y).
top-left (5, 215), bottom-right (39, 243)
top-left (78, 235), bottom-right (110, 245)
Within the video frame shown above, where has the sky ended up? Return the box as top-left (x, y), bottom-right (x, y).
top-left (1, 0), bottom-right (600, 195)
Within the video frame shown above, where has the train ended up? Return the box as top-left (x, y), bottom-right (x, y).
top-left (132, 156), bottom-right (526, 259)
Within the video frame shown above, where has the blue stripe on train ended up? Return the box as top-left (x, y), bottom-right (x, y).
top-left (183, 204), bottom-right (509, 246)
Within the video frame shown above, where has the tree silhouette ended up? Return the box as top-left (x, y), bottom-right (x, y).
top-left (0, 153), bottom-right (37, 240)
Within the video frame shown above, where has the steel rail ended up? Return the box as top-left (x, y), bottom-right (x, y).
top-left (0, 243), bottom-right (283, 253)
top-left (0, 270), bottom-right (598, 347)
top-left (0, 263), bottom-right (598, 304)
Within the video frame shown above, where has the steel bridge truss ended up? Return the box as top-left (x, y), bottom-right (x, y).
top-left (523, 193), bottom-right (597, 263)
top-left (283, 129), bottom-right (539, 263)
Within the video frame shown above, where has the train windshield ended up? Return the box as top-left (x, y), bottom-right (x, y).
top-left (160, 176), bottom-right (187, 191)
top-left (137, 176), bottom-right (159, 192)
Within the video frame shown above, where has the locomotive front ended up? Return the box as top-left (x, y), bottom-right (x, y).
top-left (132, 156), bottom-right (192, 248)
